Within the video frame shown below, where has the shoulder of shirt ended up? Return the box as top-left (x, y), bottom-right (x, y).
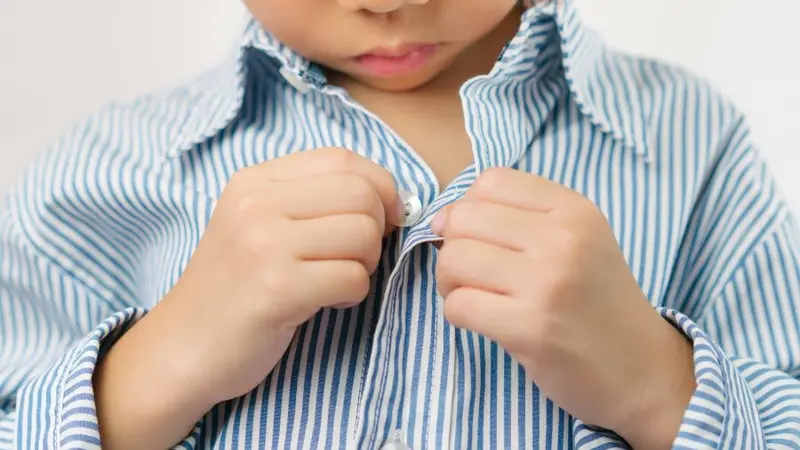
top-left (37, 50), bottom-right (245, 169)
top-left (604, 49), bottom-right (746, 158)
top-left (542, 0), bottom-right (745, 161)
top-left (1, 60), bottom-right (245, 291)
top-left (2, 57), bottom-right (238, 216)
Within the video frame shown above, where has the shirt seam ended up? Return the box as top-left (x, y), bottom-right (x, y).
top-left (1, 215), bottom-right (108, 448)
top-left (7, 201), bottom-right (121, 317)
top-left (699, 208), bottom-right (789, 321)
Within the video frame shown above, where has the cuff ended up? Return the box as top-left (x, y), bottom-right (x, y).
top-left (571, 307), bottom-right (769, 450)
top-left (15, 307), bottom-right (205, 450)
top-left (658, 307), bottom-right (765, 449)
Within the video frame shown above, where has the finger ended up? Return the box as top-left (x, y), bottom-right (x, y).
top-left (436, 238), bottom-right (529, 298)
top-left (432, 200), bottom-right (542, 251)
top-left (273, 173), bottom-right (384, 221)
top-left (465, 168), bottom-right (578, 213)
top-left (295, 260), bottom-right (372, 309)
top-left (293, 214), bottom-right (383, 272)
top-left (255, 148), bottom-right (404, 226)
top-left (443, 287), bottom-right (530, 353)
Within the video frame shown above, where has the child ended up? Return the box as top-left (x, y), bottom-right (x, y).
top-left (1, 0), bottom-right (799, 448)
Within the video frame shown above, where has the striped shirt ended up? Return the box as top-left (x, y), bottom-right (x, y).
top-left (2, 0), bottom-right (799, 448)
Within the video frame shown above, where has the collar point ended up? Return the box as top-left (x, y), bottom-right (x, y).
top-left (627, 141), bottom-right (651, 160)
top-left (623, 131), bottom-right (653, 161)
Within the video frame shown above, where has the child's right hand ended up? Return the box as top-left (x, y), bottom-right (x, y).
top-left (94, 148), bottom-right (403, 449)
top-left (171, 147), bottom-right (404, 403)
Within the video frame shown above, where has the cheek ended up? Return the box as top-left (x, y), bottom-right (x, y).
top-left (442, 0), bottom-right (520, 42)
top-left (243, 0), bottom-right (327, 57)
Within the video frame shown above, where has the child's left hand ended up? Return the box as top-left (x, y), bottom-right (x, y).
top-left (431, 168), bottom-right (696, 449)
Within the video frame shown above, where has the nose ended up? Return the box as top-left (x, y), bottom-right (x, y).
top-left (338, 0), bottom-right (428, 14)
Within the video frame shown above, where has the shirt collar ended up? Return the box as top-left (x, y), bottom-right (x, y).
top-left (166, 0), bottom-right (651, 158)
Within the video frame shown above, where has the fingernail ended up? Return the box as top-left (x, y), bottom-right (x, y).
top-left (431, 208), bottom-right (448, 236)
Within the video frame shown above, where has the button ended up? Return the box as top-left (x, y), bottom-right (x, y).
top-left (398, 191), bottom-right (422, 227)
top-left (380, 430), bottom-right (411, 450)
top-left (279, 67), bottom-right (311, 94)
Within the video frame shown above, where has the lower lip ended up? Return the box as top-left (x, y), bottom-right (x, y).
top-left (354, 45), bottom-right (439, 77)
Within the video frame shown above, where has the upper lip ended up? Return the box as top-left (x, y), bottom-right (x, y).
top-left (359, 43), bottom-right (436, 58)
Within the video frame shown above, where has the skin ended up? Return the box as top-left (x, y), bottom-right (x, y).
top-left (431, 169), bottom-right (696, 449)
top-left (94, 1), bottom-right (696, 449)
top-left (245, 0), bottom-right (522, 92)
top-left (95, 148), bottom-right (405, 449)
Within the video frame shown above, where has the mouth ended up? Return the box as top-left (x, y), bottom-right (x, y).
top-left (353, 43), bottom-right (440, 77)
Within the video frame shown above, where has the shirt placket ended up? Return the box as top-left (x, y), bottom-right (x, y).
top-left (349, 83), bottom-right (548, 450)
top-left (353, 205), bottom-right (451, 450)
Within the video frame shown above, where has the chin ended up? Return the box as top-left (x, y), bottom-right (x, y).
top-left (355, 73), bottom-right (439, 92)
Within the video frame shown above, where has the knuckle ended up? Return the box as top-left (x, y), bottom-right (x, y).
top-left (569, 196), bottom-right (603, 223)
top-left (376, 165), bottom-right (395, 186)
top-left (445, 202), bottom-right (474, 236)
top-left (344, 176), bottom-right (378, 210)
top-left (436, 244), bottom-right (455, 275)
top-left (322, 147), bottom-right (359, 171)
top-left (364, 249), bottom-right (383, 274)
top-left (472, 168), bottom-right (508, 195)
top-left (237, 218), bottom-right (286, 258)
top-left (261, 265), bottom-right (293, 302)
top-left (350, 215), bottom-right (383, 267)
top-left (352, 214), bottom-right (383, 244)
top-left (540, 266), bottom-right (578, 308)
top-left (555, 228), bottom-right (584, 259)
top-left (341, 262), bottom-right (372, 298)
top-left (238, 227), bottom-right (271, 260)
top-left (220, 172), bottom-right (254, 205)
top-left (228, 167), bottom-right (253, 187)
top-left (442, 288), bottom-right (471, 328)
top-left (436, 241), bottom-right (464, 279)
top-left (230, 193), bottom-right (261, 219)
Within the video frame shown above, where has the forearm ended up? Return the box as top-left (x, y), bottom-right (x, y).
top-left (575, 304), bottom-right (799, 449)
top-left (94, 297), bottom-right (214, 450)
top-left (615, 318), bottom-right (697, 450)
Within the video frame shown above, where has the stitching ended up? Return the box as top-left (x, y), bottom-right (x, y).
top-left (423, 247), bottom-right (439, 450)
top-left (366, 262), bottom-right (403, 448)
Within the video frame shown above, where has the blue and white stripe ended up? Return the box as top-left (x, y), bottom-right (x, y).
top-left (1, 0), bottom-right (799, 448)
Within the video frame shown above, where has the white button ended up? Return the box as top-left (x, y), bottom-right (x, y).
top-left (380, 430), bottom-right (411, 450)
top-left (279, 67), bottom-right (311, 94)
top-left (399, 191), bottom-right (423, 227)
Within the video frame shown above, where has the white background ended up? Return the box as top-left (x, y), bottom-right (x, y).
top-left (1, 0), bottom-right (799, 208)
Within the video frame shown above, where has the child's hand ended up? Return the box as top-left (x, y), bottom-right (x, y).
top-left (95, 148), bottom-right (403, 449)
top-left (431, 168), bottom-right (696, 449)
top-left (167, 147), bottom-right (402, 401)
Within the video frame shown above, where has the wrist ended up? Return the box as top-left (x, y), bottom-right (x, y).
top-left (95, 298), bottom-right (216, 449)
top-left (152, 287), bottom-right (229, 407)
top-left (163, 281), bottom-right (297, 405)
top-left (618, 321), bottom-right (696, 449)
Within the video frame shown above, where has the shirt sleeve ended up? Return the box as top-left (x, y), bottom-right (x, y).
top-left (0, 123), bottom-right (204, 449)
top-left (658, 227), bottom-right (800, 449)
top-left (572, 115), bottom-right (800, 449)
top-left (657, 116), bottom-right (800, 449)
